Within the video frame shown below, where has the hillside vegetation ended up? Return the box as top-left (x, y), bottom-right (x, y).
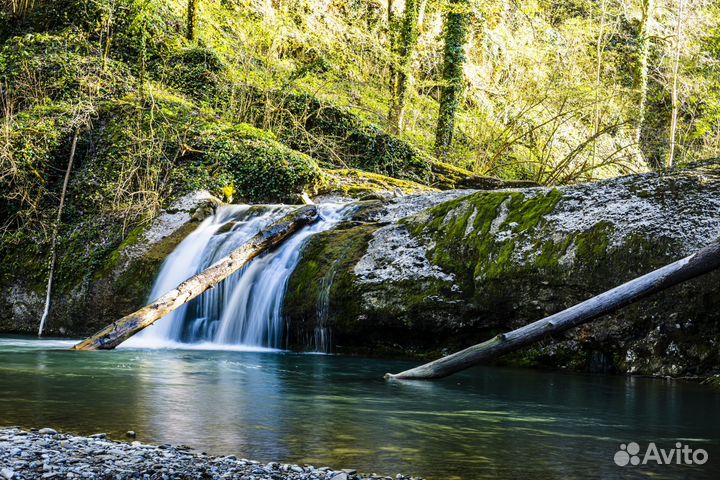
top-left (1, 0), bottom-right (719, 310)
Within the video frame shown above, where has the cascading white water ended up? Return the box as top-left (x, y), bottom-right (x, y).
top-left (123, 203), bottom-right (348, 350)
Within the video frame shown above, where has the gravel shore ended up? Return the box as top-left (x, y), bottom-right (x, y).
top-left (0, 428), bottom-right (422, 480)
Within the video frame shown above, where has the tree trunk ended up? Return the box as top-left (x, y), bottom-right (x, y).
top-left (72, 205), bottom-right (319, 350)
top-left (667, 0), bottom-right (684, 169)
top-left (388, 0), bottom-right (420, 135)
top-left (38, 130), bottom-right (79, 336)
top-left (634, 0), bottom-right (654, 159)
top-left (591, 0), bottom-right (608, 166)
top-left (434, 0), bottom-right (470, 158)
top-left (7, 0), bottom-right (34, 17)
top-left (386, 237), bottom-right (720, 380)
top-left (418, 0), bottom-right (429, 29)
top-left (187, 0), bottom-right (199, 41)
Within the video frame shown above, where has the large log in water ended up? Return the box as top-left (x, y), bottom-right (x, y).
top-left (386, 237), bottom-right (720, 380)
top-left (73, 205), bottom-right (319, 351)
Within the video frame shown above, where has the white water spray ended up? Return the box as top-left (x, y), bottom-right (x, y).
top-left (123, 203), bottom-right (347, 350)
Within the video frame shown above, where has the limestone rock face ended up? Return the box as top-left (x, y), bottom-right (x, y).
top-left (0, 191), bottom-right (220, 336)
top-left (285, 162), bottom-right (720, 376)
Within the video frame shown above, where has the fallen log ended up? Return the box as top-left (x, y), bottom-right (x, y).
top-left (386, 237), bottom-right (720, 380)
top-left (73, 205), bottom-right (319, 350)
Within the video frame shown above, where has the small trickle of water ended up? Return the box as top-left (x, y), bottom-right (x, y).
top-left (313, 326), bottom-right (333, 354)
top-left (124, 203), bottom-right (348, 349)
top-left (311, 264), bottom-right (338, 353)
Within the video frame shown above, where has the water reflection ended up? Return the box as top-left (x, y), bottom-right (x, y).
top-left (0, 337), bottom-right (718, 479)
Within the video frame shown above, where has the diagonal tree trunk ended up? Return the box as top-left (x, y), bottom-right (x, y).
top-left (386, 237), bottom-right (720, 380)
top-left (38, 130), bottom-right (79, 336)
top-left (72, 205), bottom-right (318, 350)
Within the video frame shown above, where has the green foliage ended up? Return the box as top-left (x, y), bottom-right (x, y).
top-left (4, 0), bottom-right (720, 298)
top-left (4, 0), bottom-right (720, 185)
top-left (72, 93), bottom-right (323, 217)
top-left (197, 121), bottom-right (324, 202)
top-left (0, 30), bottom-right (134, 107)
top-left (435, 0), bottom-right (471, 156)
top-left (0, 101), bottom-right (81, 234)
top-left (255, 92), bottom-right (434, 183)
top-left (160, 45), bottom-right (226, 103)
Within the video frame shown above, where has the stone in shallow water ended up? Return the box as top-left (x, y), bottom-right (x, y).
top-left (0, 428), bottom-right (418, 479)
top-left (38, 429), bottom-right (57, 436)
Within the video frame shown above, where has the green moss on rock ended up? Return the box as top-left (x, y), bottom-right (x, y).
top-left (284, 224), bottom-right (380, 351)
top-left (320, 168), bottom-right (436, 197)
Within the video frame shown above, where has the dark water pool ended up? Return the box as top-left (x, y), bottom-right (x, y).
top-left (1, 336), bottom-right (718, 479)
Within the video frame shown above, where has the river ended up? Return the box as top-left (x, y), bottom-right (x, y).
top-left (0, 336), bottom-right (718, 479)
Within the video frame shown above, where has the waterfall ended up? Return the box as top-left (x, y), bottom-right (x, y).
top-left (123, 203), bottom-right (347, 350)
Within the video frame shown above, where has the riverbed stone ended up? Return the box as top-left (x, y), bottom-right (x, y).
top-left (0, 428), bottom-right (421, 480)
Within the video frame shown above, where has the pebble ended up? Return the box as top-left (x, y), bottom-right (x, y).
top-left (0, 428), bottom-right (422, 480)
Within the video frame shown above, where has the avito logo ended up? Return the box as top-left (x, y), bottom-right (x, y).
top-left (614, 442), bottom-right (708, 467)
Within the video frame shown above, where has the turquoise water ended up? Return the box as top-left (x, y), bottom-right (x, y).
top-left (0, 336), bottom-right (718, 479)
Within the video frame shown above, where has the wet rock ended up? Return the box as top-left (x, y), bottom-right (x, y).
top-left (287, 161), bottom-right (720, 376)
top-left (38, 429), bottom-right (57, 436)
top-left (0, 190), bottom-right (222, 337)
top-left (354, 225), bottom-right (455, 285)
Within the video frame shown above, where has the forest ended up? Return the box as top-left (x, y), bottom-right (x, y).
top-left (1, 1), bottom-right (720, 479)
top-left (3, 0), bottom-right (720, 235)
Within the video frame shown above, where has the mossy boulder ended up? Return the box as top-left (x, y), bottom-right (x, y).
top-left (239, 89), bottom-right (526, 190)
top-left (195, 121), bottom-right (324, 202)
top-left (285, 161), bottom-right (720, 376)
